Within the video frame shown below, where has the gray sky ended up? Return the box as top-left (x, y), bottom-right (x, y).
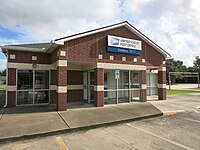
top-left (0, 0), bottom-right (200, 70)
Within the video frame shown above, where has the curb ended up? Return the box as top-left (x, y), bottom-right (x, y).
top-left (163, 110), bottom-right (184, 116)
top-left (0, 113), bottom-right (163, 144)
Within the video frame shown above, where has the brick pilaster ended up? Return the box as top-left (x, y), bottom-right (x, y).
top-left (141, 70), bottom-right (147, 102)
top-left (7, 68), bottom-right (16, 107)
top-left (94, 68), bottom-right (104, 107)
top-left (57, 66), bottom-right (67, 111)
top-left (158, 67), bottom-right (166, 100)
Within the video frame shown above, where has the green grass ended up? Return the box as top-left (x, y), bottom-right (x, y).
top-left (0, 84), bottom-right (6, 89)
top-left (167, 89), bottom-right (200, 95)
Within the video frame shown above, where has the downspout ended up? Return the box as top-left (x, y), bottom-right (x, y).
top-left (4, 50), bottom-right (8, 108)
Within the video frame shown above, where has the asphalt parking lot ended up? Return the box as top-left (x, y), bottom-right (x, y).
top-left (1, 108), bottom-right (200, 150)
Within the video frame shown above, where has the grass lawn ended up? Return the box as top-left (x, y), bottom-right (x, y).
top-left (167, 89), bottom-right (200, 95)
top-left (0, 84), bottom-right (6, 89)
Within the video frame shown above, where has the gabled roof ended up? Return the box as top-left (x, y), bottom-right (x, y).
top-left (0, 21), bottom-right (170, 57)
top-left (53, 21), bottom-right (171, 57)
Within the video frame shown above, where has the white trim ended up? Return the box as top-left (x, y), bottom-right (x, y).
top-left (110, 56), bottom-right (114, 60)
top-left (60, 51), bottom-right (66, 56)
top-left (8, 60), bottom-right (67, 70)
top-left (32, 56), bottom-right (37, 61)
top-left (50, 85), bottom-right (57, 90)
top-left (97, 62), bottom-right (146, 70)
top-left (7, 86), bottom-right (17, 91)
top-left (57, 86), bottom-right (67, 93)
top-left (98, 54), bottom-right (103, 59)
top-left (142, 59), bottom-right (145, 63)
top-left (54, 22), bottom-right (169, 57)
top-left (141, 84), bottom-right (146, 89)
top-left (158, 84), bottom-right (166, 88)
top-left (8, 62), bottom-right (53, 70)
top-left (1, 46), bottom-right (46, 53)
top-left (94, 85), bottom-right (104, 91)
top-left (158, 67), bottom-right (166, 71)
top-left (10, 54), bottom-right (15, 59)
top-left (122, 56), bottom-right (126, 61)
top-left (54, 23), bottom-right (127, 45)
top-left (133, 58), bottom-right (137, 62)
top-left (52, 60), bottom-right (67, 68)
top-left (68, 85), bottom-right (83, 90)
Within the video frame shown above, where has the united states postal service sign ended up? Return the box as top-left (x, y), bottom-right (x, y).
top-left (107, 35), bottom-right (142, 55)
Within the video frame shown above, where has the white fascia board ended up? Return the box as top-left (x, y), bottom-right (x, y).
top-left (54, 23), bottom-right (127, 45)
top-left (1, 46), bottom-right (46, 53)
top-left (124, 24), bottom-right (169, 57)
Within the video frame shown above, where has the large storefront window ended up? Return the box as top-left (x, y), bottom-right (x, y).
top-left (17, 70), bottom-right (49, 105)
top-left (104, 70), bottom-right (141, 105)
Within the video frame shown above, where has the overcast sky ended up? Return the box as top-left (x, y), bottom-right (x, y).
top-left (0, 0), bottom-right (200, 70)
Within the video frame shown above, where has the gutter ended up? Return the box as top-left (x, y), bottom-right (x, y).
top-left (3, 53), bottom-right (8, 108)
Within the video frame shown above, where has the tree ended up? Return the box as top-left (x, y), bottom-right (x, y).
top-left (166, 59), bottom-right (187, 84)
top-left (0, 69), bottom-right (6, 76)
top-left (193, 56), bottom-right (200, 72)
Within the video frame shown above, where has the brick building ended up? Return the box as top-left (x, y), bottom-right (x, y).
top-left (1, 21), bottom-right (170, 111)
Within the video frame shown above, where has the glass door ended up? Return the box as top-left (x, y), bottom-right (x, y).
top-left (17, 69), bottom-right (49, 105)
top-left (83, 71), bottom-right (94, 104)
top-left (130, 71), bottom-right (141, 101)
top-left (17, 70), bottom-right (34, 105)
top-left (118, 70), bottom-right (129, 103)
top-left (147, 73), bottom-right (158, 96)
top-left (34, 71), bottom-right (49, 104)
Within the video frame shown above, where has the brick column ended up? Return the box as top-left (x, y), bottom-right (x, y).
top-left (94, 68), bottom-right (104, 107)
top-left (56, 48), bottom-right (68, 111)
top-left (7, 68), bottom-right (16, 107)
top-left (50, 70), bottom-right (57, 104)
top-left (158, 67), bottom-right (166, 100)
top-left (57, 66), bottom-right (67, 111)
top-left (141, 70), bottom-right (147, 102)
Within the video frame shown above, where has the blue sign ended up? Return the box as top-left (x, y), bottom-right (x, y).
top-left (107, 35), bottom-right (142, 56)
top-left (107, 46), bottom-right (141, 55)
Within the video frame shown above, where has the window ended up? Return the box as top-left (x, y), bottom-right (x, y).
top-left (104, 70), bottom-right (141, 105)
top-left (17, 70), bottom-right (49, 105)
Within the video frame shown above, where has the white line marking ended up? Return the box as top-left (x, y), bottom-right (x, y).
top-left (126, 123), bottom-right (194, 150)
top-left (56, 136), bottom-right (68, 150)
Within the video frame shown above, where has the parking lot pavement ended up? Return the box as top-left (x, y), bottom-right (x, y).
top-left (1, 108), bottom-right (200, 150)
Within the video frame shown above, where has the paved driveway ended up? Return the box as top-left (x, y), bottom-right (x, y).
top-left (1, 109), bottom-right (200, 150)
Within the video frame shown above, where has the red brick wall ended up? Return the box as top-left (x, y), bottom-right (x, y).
top-left (67, 71), bottom-right (83, 85)
top-left (57, 67), bottom-right (67, 86)
top-left (67, 90), bottom-right (83, 103)
top-left (8, 51), bottom-right (50, 64)
top-left (8, 68), bottom-right (16, 85)
top-left (57, 93), bottom-right (67, 111)
top-left (50, 70), bottom-right (57, 85)
top-left (50, 90), bottom-right (57, 104)
top-left (62, 26), bottom-right (165, 67)
top-left (7, 91), bottom-right (16, 107)
top-left (67, 34), bottom-right (97, 62)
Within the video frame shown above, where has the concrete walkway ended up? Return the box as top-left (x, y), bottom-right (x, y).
top-left (0, 102), bottom-right (162, 142)
top-left (150, 93), bottom-right (200, 114)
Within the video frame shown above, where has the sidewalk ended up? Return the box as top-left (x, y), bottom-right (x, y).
top-left (0, 102), bottom-right (162, 142)
top-left (149, 93), bottom-right (200, 115)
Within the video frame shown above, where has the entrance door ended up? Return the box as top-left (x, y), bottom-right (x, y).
top-left (147, 73), bottom-right (158, 96)
top-left (83, 71), bottom-right (94, 104)
top-left (17, 70), bottom-right (50, 105)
